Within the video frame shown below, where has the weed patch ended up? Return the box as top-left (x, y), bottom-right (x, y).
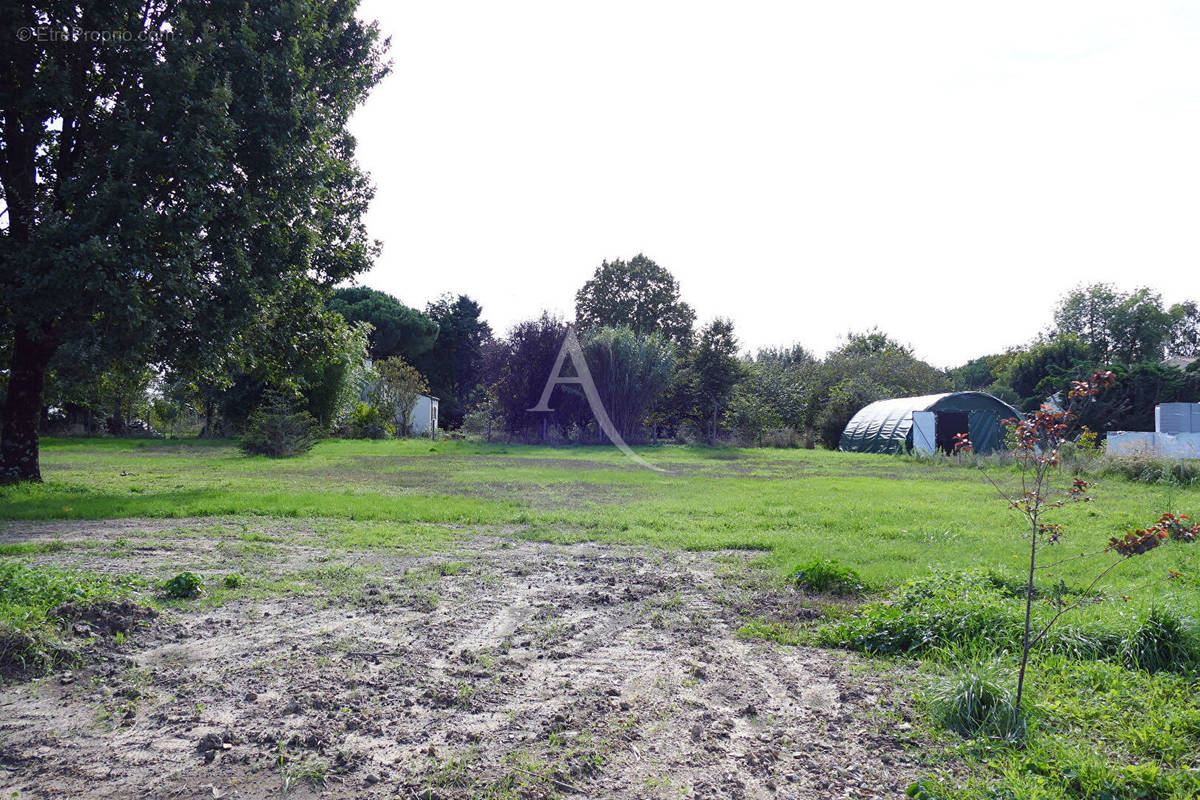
top-left (817, 571), bottom-right (1021, 656)
top-left (160, 571), bottom-right (204, 599)
top-left (0, 560), bottom-right (144, 675)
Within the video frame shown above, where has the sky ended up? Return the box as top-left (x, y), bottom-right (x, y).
top-left (348, 1), bottom-right (1200, 368)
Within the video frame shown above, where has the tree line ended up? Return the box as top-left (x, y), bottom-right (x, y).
top-left (11, 246), bottom-right (1196, 457)
top-left (3, 0), bottom-right (1197, 480)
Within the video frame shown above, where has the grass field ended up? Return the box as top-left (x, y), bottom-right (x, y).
top-left (2, 437), bottom-right (1199, 799)
top-left (3, 437), bottom-right (1197, 601)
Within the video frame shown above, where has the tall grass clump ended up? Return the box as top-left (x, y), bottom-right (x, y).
top-left (1100, 454), bottom-right (1200, 487)
top-left (1122, 606), bottom-right (1200, 675)
top-left (928, 658), bottom-right (1025, 741)
top-left (790, 558), bottom-right (867, 596)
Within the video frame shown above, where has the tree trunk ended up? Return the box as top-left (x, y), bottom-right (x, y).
top-left (1, 328), bottom-right (58, 483)
top-left (108, 396), bottom-right (126, 436)
top-left (200, 401), bottom-right (215, 438)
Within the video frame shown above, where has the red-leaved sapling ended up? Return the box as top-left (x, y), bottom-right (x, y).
top-left (975, 371), bottom-right (1198, 712)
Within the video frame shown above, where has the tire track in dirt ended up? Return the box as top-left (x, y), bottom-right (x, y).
top-left (0, 520), bottom-right (934, 799)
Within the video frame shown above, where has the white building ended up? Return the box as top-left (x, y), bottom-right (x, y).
top-left (361, 358), bottom-right (438, 437)
top-left (1107, 403), bottom-right (1200, 458)
top-left (408, 394), bottom-right (439, 437)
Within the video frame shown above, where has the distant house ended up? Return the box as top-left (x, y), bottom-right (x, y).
top-left (361, 358), bottom-right (438, 437)
top-left (839, 392), bottom-right (1021, 455)
top-left (409, 394), bottom-right (439, 437)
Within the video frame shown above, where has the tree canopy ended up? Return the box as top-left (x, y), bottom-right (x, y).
top-left (328, 287), bottom-right (438, 362)
top-left (414, 294), bottom-right (492, 428)
top-left (1052, 283), bottom-right (1198, 363)
top-left (811, 330), bottom-right (950, 448)
top-left (574, 255), bottom-right (696, 347)
top-left (0, 0), bottom-right (388, 480)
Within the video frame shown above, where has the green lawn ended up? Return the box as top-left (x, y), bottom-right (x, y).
top-left (3, 437), bottom-right (1199, 799)
top-left (3, 437), bottom-right (1196, 607)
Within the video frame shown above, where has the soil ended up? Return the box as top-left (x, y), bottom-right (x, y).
top-left (0, 520), bottom-right (934, 799)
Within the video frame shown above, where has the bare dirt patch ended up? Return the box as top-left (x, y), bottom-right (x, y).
top-left (0, 520), bottom-right (930, 799)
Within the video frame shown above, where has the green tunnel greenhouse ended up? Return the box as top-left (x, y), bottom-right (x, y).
top-left (838, 391), bottom-right (1022, 455)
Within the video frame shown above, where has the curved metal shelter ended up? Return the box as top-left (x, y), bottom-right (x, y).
top-left (839, 392), bottom-right (1021, 455)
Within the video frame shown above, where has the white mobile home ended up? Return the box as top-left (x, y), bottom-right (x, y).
top-left (408, 394), bottom-right (439, 437)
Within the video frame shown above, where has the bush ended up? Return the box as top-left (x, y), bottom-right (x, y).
top-left (239, 394), bottom-right (320, 457)
top-left (161, 572), bottom-right (204, 599)
top-left (928, 658), bottom-right (1024, 741)
top-left (790, 559), bottom-right (867, 596)
top-left (347, 401), bottom-right (391, 439)
top-left (222, 574), bottom-right (241, 589)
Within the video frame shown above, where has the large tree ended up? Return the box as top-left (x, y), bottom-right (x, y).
top-left (681, 318), bottom-right (743, 442)
top-left (328, 286), bottom-right (438, 361)
top-left (0, 0), bottom-right (388, 481)
top-left (574, 254), bottom-right (696, 348)
top-left (582, 326), bottom-right (675, 442)
top-left (1168, 301), bottom-right (1200, 358)
top-left (1052, 283), bottom-right (1197, 364)
top-left (491, 312), bottom-right (579, 439)
top-left (414, 293), bottom-right (492, 428)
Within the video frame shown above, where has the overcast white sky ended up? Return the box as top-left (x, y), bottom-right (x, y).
top-left (348, 1), bottom-right (1200, 368)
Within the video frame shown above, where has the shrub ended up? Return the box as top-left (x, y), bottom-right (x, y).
top-left (1123, 606), bottom-right (1199, 674)
top-left (222, 574), bottom-right (241, 589)
top-left (928, 658), bottom-right (1024, 741)
top-left (239, 394), bottom-right (320, 457)
top-left (790, 559), bottom-right (867, 596)
top-left (161, 572), bottom-right (204, 599)
top-left (348, 401), bottom-right (391, 439)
